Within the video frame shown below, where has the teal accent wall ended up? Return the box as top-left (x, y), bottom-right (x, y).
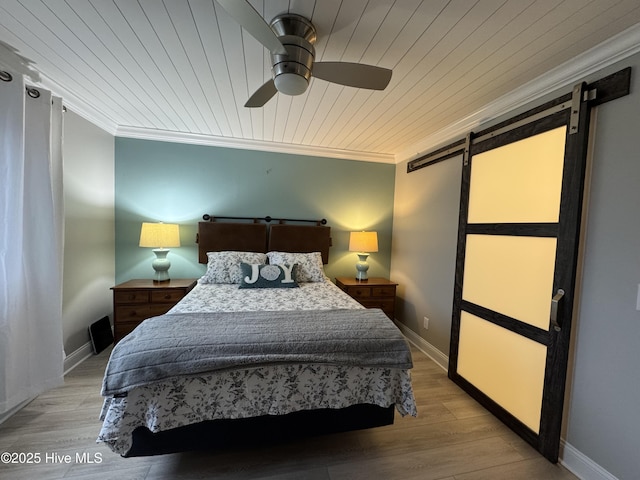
top-left (115, 138), bottom-right (395, 284)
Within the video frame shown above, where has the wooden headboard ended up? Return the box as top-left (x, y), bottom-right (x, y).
top-left (197, 216), bottom-right (331, 264)
top-left (268, 224), bottom-right (331, 264)
top-left (197, 221), bottom-right (267, 263)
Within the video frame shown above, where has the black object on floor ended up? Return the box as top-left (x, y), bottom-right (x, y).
top-left (89, 316), bottom-right (114, 354)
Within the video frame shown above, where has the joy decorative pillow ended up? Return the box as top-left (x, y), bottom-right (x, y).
top-left (239, 263), bottom-right (299, 289)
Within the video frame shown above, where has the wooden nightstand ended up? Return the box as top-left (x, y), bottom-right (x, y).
top-left (335, 277), bottom-right (398, 319)
top-left (111, 278), bottom-right (197, 343)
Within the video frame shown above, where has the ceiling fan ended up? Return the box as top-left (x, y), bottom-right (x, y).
top-left (216, 0), bottom-right (393, 108)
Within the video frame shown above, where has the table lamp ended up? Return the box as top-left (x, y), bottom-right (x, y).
top-left (139, 222), bottom-right (180, 282)
top-left (349, 231), bottom-right (378, 281)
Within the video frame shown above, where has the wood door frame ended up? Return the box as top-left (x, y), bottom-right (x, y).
top-left (406, 68), bottom-right (631, 462)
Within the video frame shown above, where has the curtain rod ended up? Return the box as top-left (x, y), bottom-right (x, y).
top-left (0, 71), bottom-right (43, 99)
top-left (202, 214), bottom-right (327, 225)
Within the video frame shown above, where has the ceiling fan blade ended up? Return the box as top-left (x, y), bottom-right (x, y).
top-left (245, 79), bottom-right (277, 107)
top-left (216, 0), bottom-right (288, 56)
top-left (313, 62), bottom-right (392, 90)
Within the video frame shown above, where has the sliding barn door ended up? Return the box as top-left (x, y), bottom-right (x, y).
top-left (448, 85), bottom-right (591, 462)
top-left (402, 69), bottom-right (630, 463)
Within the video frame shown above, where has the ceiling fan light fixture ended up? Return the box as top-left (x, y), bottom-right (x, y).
top-left (274, 72), bottom-right (308, 95)
top-left (221, 4), bottom-right (394, 107)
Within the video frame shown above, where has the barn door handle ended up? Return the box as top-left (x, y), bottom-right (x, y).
top-left (550, 289), bottom-right (565, 332)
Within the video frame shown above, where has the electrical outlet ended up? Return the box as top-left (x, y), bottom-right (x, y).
top-left (423, 316), bottom-right (429, 330)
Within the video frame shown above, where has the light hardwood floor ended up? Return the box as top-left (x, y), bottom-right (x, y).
top-left (0, 346), bottom-right (578, 480)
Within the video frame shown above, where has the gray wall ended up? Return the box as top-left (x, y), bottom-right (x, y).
top-left (391, 54), bottom-right (640, 479)
top-left (62, 111), bottom-right (115, 356)
top-left (114, 138), bottom-right (396, 284)
top-left (564, 58), bottom-right (640, 479)
top-left (391, 156), bottom-right (462, 356)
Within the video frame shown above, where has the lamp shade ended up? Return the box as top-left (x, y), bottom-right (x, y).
top-left (139, 222), bottom-right (180, 248)
top-left (349, 231), bottom-right (378, 253)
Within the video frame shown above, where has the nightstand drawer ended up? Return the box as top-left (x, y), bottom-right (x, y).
top-left (115, 305), bottom-right (153, 321)
top-left (344, 287), bottom-right (371, 298)
top-left (361, 298), bottom-right (394, 309)
top-left (115, 301), bottom-right (177, 320)
top-left (372, 286), bottom-right (395, 297)
top-left (114, 290), bottom-right (150, 304)
top-left (112, 278), bottom-right (197, 343)
top-left (335, 277), bottom-right (398, 320)
top-left (149, 304), bottom-right (175, 316)
top-left (359, 300), bottom-right (380, 309)
top-left (151, 290), bottom-right (187, 303)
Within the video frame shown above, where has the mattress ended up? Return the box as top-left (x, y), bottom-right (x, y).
top-left (98, 280), bottom-right (416, 455)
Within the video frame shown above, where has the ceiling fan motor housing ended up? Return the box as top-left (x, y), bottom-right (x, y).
top-left (270, 14), bottom-right (317, 95)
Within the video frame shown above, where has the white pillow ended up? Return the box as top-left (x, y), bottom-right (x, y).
top-left (266, 251), bottom-right (327, 282)
top-left (200, 251), bottom-right (268, 284)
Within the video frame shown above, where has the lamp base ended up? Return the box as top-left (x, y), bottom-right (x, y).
top-left (151, 248), bottom-right (171, 283)
top-left (354, 253), bottom-right (370, 281)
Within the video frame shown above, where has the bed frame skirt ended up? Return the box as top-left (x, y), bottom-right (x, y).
top-left (124, 403), bottom-right (395, 457)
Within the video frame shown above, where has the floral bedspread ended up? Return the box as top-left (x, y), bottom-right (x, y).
top-left (98, 279), bottom-right (416, 455)
top-left (168, 280), bottom-right (365, 313)
top-left (98, 364), bottom-right (416, 455)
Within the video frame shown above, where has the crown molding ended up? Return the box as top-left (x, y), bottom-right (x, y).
top-left (397, 22), bottom-right (640, 164)
top-left (115, 125), bottom-right (395, 164)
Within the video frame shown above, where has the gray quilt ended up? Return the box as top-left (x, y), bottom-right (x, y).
top-left (102, 308), bottom-right (412, 396)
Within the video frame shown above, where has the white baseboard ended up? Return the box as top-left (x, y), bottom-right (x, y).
top-left (63, 341), bottom-right (94, 375)
top-left (0, 398), bottom-right (32, 425)
top-left (393, 321), bottom-right (449, 371)
top-left (560, 441), bottom-right (619, 480)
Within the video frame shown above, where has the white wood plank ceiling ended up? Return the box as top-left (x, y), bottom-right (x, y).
top-left (1, 0), bottom-right (640, 163)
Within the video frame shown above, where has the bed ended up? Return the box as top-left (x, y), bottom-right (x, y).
top-left (98, 218), bottom-right (416, 456)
